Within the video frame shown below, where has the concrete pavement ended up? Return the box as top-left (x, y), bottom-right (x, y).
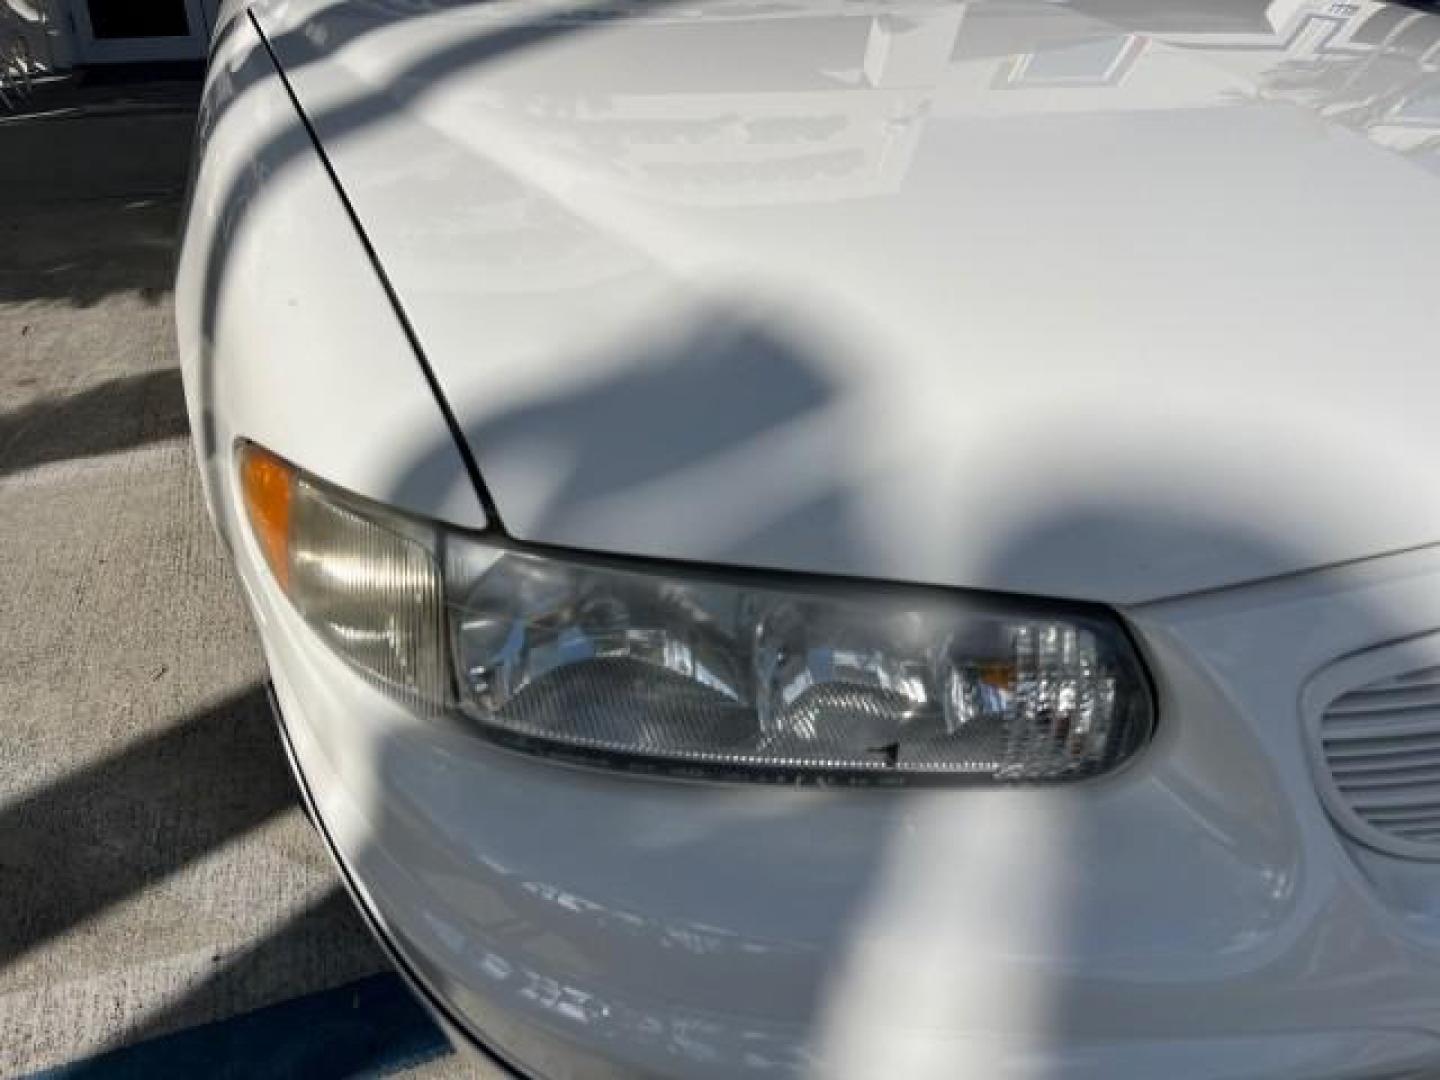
top-left (0, 84), bottom-right (472, 1076)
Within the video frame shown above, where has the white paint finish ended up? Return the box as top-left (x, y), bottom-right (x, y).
top-left (178, 6), bottom-right (1440, 1074)
top-left (173, 11), bottom-right (487, 535)
top-left (255, 0), bottom-right (1440, 604)
top-left (1133, 542), bottom-right (1440, 941)
top-left (242, 512), bottom-right (1440, 1077)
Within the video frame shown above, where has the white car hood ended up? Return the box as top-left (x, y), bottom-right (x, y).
top-left (256, 0), bottom-right (1440, 604)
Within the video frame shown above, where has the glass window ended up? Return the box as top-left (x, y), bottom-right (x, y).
top-left (86, 0), bottom-right (190, 39)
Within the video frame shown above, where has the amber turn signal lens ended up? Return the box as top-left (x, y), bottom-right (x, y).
top-left (238, 442), bottom-right (296, 590)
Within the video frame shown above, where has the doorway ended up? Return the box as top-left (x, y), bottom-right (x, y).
top-left (68, 0), bottom-right (213, 64)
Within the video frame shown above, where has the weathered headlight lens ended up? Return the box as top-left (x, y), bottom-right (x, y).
top-left (240, 442), bottom-right (1154, 784)
top-left (238, 442), bottom-right (448, 708)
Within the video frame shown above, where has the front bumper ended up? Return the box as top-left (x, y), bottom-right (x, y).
top-left (265, 681), bottom-right (522, 1077)
top-left (248, 537), bottom-right (1440, 1080)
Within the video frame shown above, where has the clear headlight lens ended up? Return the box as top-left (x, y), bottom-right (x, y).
top-left (239, 443), bottom-right (1154, 783)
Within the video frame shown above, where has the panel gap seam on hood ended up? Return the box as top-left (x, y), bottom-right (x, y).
top-left (246, 8), bottom-right (507, 532)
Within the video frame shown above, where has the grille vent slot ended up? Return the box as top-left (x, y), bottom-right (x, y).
top-left (1313, 651), bottom-right (1440, 860)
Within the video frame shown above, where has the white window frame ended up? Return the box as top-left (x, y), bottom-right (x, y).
top-left (66, 0), bottom-right (211, 64)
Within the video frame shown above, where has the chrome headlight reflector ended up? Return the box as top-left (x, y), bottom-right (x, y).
top-left (240, 443), bottom-right (1154, 784)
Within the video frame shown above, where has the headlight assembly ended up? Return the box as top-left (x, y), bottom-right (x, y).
top-left (238, 442), bottom-right (1155, 784)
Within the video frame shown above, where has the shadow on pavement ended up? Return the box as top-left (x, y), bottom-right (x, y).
top-left (71, 886), bottom-right (446, 1068)
top-left (35, 966), bottom-right (448, 1080)
top-left (0, 193), bottom-right (181, 308)
top-left (0, 368), bottom-right (189, 477)
top-left (0, 685), bottom-right (292, 971)
top-left (0, 83), bottom-right (196, 308)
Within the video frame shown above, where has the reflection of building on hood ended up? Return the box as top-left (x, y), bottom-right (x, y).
top-left (1067, 0), bottom-right (1440, 170)
top-left (472, 0), bottom-right (1440, 210)
top-left (475, 6), bottom-right (966, 205)
top-left (937, 0), bottom-right (1440, 171)
top-left (1244, 0), bottom-right (1440, 173)
top-left (401, 0), bottom-right (1440, 296)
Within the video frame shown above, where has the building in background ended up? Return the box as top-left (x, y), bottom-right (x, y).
top-left (1, 0), bottom-right (222, 76)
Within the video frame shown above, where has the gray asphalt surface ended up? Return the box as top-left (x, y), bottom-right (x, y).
top-left (0, 85), bottom-right (471, 1076)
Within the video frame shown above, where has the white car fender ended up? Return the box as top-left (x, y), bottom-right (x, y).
top-left (174, 9), bottom-right (488, 548)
